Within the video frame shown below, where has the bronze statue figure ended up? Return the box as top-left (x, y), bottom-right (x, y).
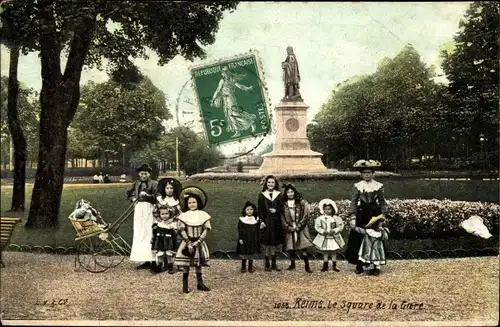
top-left (281, 46), bottom-right (302, 101)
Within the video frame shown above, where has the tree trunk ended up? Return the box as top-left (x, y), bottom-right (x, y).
top-left (7, 45), bottom-right (27, 213)
top-left (26, 2), bottom-right (96, 229)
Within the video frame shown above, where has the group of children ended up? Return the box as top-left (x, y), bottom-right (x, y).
top-left (123, 159), bottom-right (390, 294)
top-left (236, 159), bottom-right (389, 276)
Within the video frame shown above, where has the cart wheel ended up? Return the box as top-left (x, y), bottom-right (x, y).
top-left (76, 236), bottom-right (125, 273)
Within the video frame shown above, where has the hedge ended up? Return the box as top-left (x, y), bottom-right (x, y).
top-left (188, 171), bottom-right (401, 182)
top-left (307, 199), bottom-right (500, 240)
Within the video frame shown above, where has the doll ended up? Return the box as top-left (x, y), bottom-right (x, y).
top-left (312, 199), bottom-right (345, 272)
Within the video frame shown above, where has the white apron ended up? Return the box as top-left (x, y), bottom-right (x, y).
top-left (129, 202), bottom-right (156, 262)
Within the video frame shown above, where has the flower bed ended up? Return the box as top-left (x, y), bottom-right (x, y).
top-left (188, 171), bottom-right (401, 182)
top-left (307, 199), bottom-right (500, 239)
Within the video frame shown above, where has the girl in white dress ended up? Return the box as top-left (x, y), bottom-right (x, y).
top-left (312, 199), bottom-right (345, 272)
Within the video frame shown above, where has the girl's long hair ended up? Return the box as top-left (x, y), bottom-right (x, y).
top-left (261, 175), bottom-right (280, 192)
top-left (283, 183), bottom-right (303, 203)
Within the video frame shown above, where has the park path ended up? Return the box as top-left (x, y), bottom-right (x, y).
top-left (1, 252), bottom-right (498, 324)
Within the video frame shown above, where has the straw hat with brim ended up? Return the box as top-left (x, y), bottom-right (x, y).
top-left (318, 198), bottom-right (338, 215)
top-left (353, 159), bottom-right (381, 170)
top-left (157, 178), bottom-right (182, 199)
top-left (136, 163), bottom-right (153, 173)
top-left (180, 186), bottom-right (208, 210)
top-left (365, 214), bottom-right (385, 228)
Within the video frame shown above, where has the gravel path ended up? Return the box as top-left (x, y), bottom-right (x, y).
top-left (1, 252), bottom-right (498, 323)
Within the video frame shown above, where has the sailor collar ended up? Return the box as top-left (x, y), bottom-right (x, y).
top-left (355, 180), bottom-right (383, 193)
top-left (157, 196), bottom-right (179, 206)
top-left (178, 210), bottom-right (211, 226)
top-left (262, 190), bottom-right (280, 201)
top-left (239, 216), bottom-right (259, 224)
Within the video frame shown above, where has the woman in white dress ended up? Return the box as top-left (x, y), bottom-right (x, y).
top-left (126, 164), bottom-right (158, 272)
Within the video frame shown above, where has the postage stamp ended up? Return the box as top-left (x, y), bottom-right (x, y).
top-left (189, 51), bottom-right (272, 146)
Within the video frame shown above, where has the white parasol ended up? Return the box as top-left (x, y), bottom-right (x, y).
top-left (460, 215), bottom-right (492, 239)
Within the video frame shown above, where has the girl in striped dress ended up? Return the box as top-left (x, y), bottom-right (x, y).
top-left (174, 186), bottom-right (211, 293)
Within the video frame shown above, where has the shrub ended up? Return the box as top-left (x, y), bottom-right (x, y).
top-left (307, 199), bottom-right (500, 240)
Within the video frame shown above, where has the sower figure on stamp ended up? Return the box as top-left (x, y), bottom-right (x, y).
top-left (281, 183), bottom-right (314, 273)
top-left (344, 160), bottom-right (388, 274)
top-left (174, 186), bottom-right (212, 293)
top-left (281, 46), bottom-right (302, 101)
top-left (126, 164), bottom-right (158, 272)
top-left (258, 175), bottom-right (285, 272)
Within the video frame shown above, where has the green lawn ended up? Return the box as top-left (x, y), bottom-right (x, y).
top-left (1, 180), bottom-right (498, 252)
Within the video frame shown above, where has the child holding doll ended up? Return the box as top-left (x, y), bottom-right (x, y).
top-left (312, 198), bottom-right (345, 272)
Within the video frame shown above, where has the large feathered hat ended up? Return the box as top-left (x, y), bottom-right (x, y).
top-left (157, 178), bottom-right (182, 199)
top-left (318, 198), bottom-right (338, 215)
top-left (136, 163), bottom-right (152, 173)
top-left (180, 186), bottom-right (208, 210)
top-left (366, 214), bottom-right (386, 228)
top-left (353, 159), bottom-right (381, 171)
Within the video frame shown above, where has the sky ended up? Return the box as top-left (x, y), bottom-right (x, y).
top-left (0, 1), bottom-right (472, 156)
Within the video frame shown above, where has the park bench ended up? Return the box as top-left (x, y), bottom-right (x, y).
top-left (1, 217), bottom-right (21, 267)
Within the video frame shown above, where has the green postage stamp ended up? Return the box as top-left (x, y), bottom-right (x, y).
top-left (190, 51), bottom-right (271, 146)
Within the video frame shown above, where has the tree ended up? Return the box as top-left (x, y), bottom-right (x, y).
top-left (440, 1), bottom-right (499, 166)
top-left (0, 1), bottom-right (39, 212)
top-left (0, 76), bottom-right (38, 211)
top-left (70, 76), bottom-right (170, 168)
top-left (311, 45), bottom-right (441, 166)
top-left (1, 1), bottom-right (239, 228)
top-left (131, 127), bottom-right (223, 177)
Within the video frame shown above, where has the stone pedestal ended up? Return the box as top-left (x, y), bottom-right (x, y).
top-left (257, 100), bottom-right (328, 175)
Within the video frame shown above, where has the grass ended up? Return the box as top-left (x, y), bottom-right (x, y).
top-left (1, 252), bottom-right (498, 322)
top-left (1, 180), bottom-right (499, 251)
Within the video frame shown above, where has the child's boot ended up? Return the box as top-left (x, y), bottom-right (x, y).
top-left (287, 253), bottom-right (296, 270)
top-left (150, 261), bottom-right (161, 274)
top-left (264, 256), bottom-right (271, 271)
top-left (196, 272), bottom-right (210, 291)
top-left (241, 259), bottom-right (247, 273)
top-left (304, 256), bottom-right (313, 273)
top-left (271, 255), bottom-right (281, 271)
top-left (355, 261), bottom-right (364, 274)
top-left (321, 262), bottom-right (328, 272)
top-left (182, 272), bottom-right (189, 293)
top-left (332, 261), bottom-right (340, 272)
top-left (248, 260), bottom-right (255, 273)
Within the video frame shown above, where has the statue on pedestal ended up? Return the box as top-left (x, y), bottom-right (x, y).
top-left (281, 46), bottom-right (302, 101)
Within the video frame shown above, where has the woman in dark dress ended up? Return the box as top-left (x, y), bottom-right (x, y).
top-left (258, 175), bottom-right (285, 272)
top-left (345, 160), bottom-right (388, 274)
top-left (236, 201), bottom-right (261, 273)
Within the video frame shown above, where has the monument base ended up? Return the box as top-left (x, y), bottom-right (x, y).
top-left (257, 149), bottom-right (329, 175)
